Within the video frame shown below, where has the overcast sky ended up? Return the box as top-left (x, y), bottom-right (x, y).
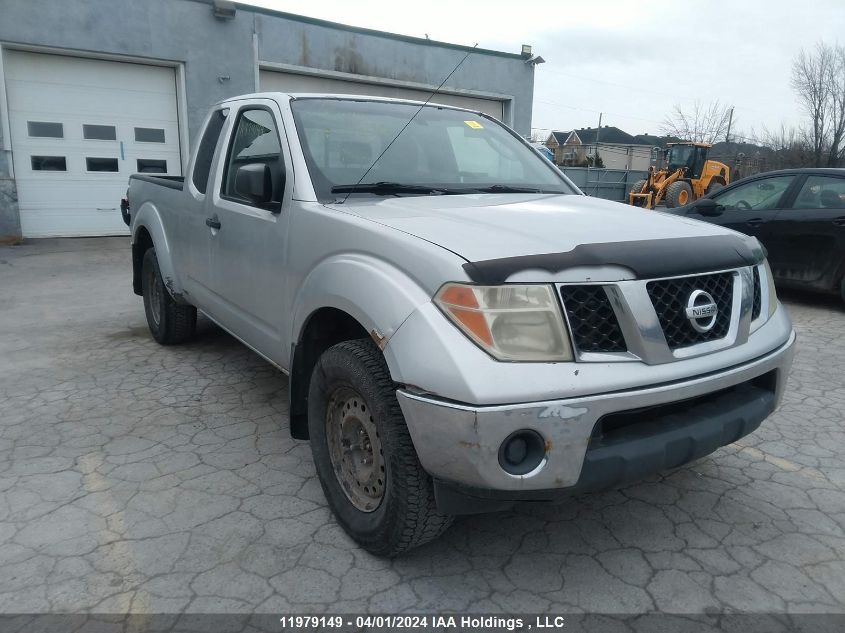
top-left (242, 0), bottom-right (845, 140)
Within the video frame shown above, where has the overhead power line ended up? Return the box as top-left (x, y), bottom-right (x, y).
top-left (538, 67), bottom-right (768, 116)
top-left (534, 98), bottom-right (761, 145)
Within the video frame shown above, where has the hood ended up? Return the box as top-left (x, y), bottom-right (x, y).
top-left (330, 193), bottom-right (740, 263)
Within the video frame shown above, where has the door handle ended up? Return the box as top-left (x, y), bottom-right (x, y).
top-left (746, 218), bottom-right (765, 227)
top-left (833, 217), bottom-right (845, 226)
top-left (205, 217), bottom-right (221, 230)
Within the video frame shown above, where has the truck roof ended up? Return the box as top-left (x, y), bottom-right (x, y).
top-left (217, 92), bottom-right (485, 115)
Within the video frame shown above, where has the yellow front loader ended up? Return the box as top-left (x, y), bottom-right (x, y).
top-left (628, 142), bottom-right (730, 209)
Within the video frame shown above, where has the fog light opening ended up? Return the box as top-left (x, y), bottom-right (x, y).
top-left (498, 429), bottom-right (546, 476)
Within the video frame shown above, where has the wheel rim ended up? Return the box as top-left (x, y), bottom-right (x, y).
top-left (679, 188), bottom-right (689, 205)
top-left (325, 387), bottom-right (385, 512)
top-left (147, 266), bottom-right (162, 327)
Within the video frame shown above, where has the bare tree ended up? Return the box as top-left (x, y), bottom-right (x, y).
top-left (792, 42), bottom-right (835, 166)
top-left (825, 45), bottom-right (845, 167)
top-left (754, 124), bottom-right (813, 169)
top-left (660, 100), bottom-right (733, 144)
top-left (753, 42), bottom-right (845, 169)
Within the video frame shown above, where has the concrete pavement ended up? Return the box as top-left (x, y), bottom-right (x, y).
top-left (0, 237), bottom-right (843, 618)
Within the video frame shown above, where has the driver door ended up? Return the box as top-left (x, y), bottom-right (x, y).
top-left (205, 100), bottom-right (294, 365)
top-left (706, 175), bottom-right (797, 250)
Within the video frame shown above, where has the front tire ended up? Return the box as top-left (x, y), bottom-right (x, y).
top-left (141, 248), bottom-right (196, 345)
top-left (308, 339), bottom-right (452, 556)
top-left (665, 181), bottom-right (693, 208)
top-left (629, 179), bottom-right (648, 206)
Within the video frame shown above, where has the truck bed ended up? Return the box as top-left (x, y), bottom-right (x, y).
top-left (123, 173), bottom-right (187, 227)
top-left (128, 173), bottom-right (185, 190)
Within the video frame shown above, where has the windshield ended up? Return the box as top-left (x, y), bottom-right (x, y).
top-left (290, 98), bottom-right (574, 201)
top-left (667, 145), bottom-right (694, 170)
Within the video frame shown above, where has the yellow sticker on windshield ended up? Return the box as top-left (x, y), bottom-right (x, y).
top-left (464, 120), bottom-right (484, 129)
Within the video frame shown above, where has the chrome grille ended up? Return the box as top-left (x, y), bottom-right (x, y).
top-left (647, 272), bottom-right (734, 350)
top-left (559, 285), bottom-right (627, 353)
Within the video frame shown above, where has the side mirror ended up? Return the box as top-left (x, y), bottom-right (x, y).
top-left (694, 198), bottom-right (724, 217)
top-left (235, 163), bottom-right (273, 206)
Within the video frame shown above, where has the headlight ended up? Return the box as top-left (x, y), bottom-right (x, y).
top-left (764, 259), bottom-right (778, 318)
top-left (434, 283), bottom-right (573, 361)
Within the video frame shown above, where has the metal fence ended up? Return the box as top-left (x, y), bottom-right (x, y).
top-left (559, 167), bottom-right (648, 203)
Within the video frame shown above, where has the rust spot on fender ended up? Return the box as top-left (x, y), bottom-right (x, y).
top-left (164, 277), bottom-right (186, 302)
top-left (369, 329), bottom-right (387, 350)
top-left (544, 439), bottom-right (553, 453)
top-left (459, 441), bottom-right (481, 449)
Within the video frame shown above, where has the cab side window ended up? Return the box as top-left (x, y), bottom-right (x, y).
top-left (714, 176), bottom-right (794, 211)
top-left (791, 175), bottom-right (845, 210)
top-left (221, 108), bottom-right (284, 207)
top-left (192, 109), bottom-right (227, 194)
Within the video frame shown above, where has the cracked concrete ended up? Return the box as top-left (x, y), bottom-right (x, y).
top-left (0, 237), bottom-right (844, 616)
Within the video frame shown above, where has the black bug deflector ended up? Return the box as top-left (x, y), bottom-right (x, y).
top-left (462, 234), bottom-right (766, 284)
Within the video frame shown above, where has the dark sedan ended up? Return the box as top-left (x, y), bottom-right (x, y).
top-left (664, 168), bottom-right (845, 304)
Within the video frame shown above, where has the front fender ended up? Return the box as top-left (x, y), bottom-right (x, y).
top-left (291, 253), bottom-right (431, 367)
top-left (132, 201), bottom-right (184, 300)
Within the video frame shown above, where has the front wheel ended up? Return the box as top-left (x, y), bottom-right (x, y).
top-left (141, 248), bottom-right (196, 345)
top-left (665, 181), bottom-right (693, 208)
top-left (629, 179), bottom-right (648, 206)
top-left (308, 339), bottom-right (452, 556)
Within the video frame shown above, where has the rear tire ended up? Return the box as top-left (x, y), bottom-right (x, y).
top-left (706, 181), bottom-right (725, 196)
top-left (665, 181), bottom-right (693, 208)
top-left (308, 339), bottom-right (453, 556)
top-left (141, 248), bottom-right (196, 345)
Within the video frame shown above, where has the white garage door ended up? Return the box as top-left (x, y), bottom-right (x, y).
top-left (4, 51), bottom-right (182, 237)
top-left (259, 70), bottom-right (505, 121)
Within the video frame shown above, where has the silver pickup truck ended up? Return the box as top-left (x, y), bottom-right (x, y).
top-left (123, 93), bottom-right (796, 556)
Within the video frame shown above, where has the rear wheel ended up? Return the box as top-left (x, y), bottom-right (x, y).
top-left (308, 339), bottom-right (452, 556)
top-left (706, 181), bottom-right (725, 196)
top-left (665, 181), bottom-right (693, 208)
top-left (141, 248), bottom-right (196, 345)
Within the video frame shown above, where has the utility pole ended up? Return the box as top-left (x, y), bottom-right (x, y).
top-left (725, 106), bottom-right (734, 145)
top-left (594, 112), bottom-right (602, 167)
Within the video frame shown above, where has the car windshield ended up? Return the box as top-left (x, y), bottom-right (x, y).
top-left (290, 98), bottom-right (574, 201)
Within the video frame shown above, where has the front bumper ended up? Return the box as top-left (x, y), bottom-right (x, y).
top-left (396, 331), bottom-right (796, 513)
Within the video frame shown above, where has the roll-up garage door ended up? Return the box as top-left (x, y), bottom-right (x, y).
top-left (4, 50), bottom-right (182, 237)
top-left (259, 69), bottom-right (505, 121)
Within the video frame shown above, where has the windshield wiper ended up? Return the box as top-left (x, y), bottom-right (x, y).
top-left (330, 181), bottom-right (445, 195)
top-left (467, 184), bottom-right (550, 193)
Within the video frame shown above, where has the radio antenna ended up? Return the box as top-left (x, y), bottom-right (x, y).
top-left (340, 43), bottom-right (478, 204)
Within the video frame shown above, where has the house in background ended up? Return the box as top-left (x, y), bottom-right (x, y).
top-left (545, 126), bottom-right (655, 170)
